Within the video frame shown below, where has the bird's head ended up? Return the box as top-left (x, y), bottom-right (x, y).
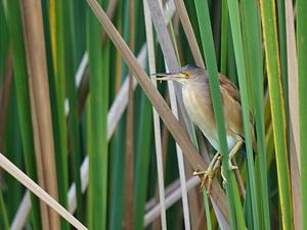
top-left (152, 64), bottom-right (205, 85)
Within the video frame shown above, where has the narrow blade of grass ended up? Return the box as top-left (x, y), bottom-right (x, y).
top-left (241, 0), bottom-right (270, 228)
top-left (203, 190), bottom-right (212, 230)
top-left (259, 0), bottom-right (293, 228)
top-left (134, 92), bottom-right (153, 230)
top-left (49, 1), bottom-right (70, 228)
top-left (297, 0), bottom-right (307, 229)
top-left (62, 0), bottom-right (84, 223)
top-left (86, 0), bottom-right (110, 227)
top-left (0, 188), bottom-right (9, 230)
top-left (220, 0), bottom-right (228, 74)
top-left (276, 0), bottom-right (288, 106)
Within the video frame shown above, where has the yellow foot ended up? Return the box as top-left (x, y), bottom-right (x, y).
top-left (193, 153), bottom-right (222, 193)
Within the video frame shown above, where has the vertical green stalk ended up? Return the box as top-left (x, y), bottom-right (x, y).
top-left (226, 0), bottom-right (260, 228)
top-left (3, 1), bottom-right (41, 229)
top-left (203, 190), bottom-right (212, 230)
top-left (0, 1), bottom-right (8, 75)
top-left (259, 0), bottom-right (293, 229)
top-left (87, 0), bottom-right (110, 227)
top-left (276, 0), bottom-right (288, 108)
top-left (109, 4), bottom-right (126, 230)
top-left (297, 0), bottom-right (307, 228)
top-left (109, 3), bottom-right (126, 229)
top-left (226, 31), bottom-right (237, 83)
top-left (109, 119), bottom-right (126, 230)
top-left (241, 0), bottom-right (270, 229)
top-left (193, 0), bottom-right (245, 228)
top-left (51, 1), bottom-right (70, 228)
top-left (0, 190), bottom-right (9, 230)
top-left (220, 0), bottom-right (228, 74)
top-left (134, 93), bottom-right (153, 230)
top-left (5, 93), bottom-right (22, 220)
top-left (63, 0), bottom-right (84, 222)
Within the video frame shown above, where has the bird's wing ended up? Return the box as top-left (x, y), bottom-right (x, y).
top-left (218, 74), bottom-right (241, 104)
top-left (220, 84), bottom-right (243, 136)
top-left (218, 74), bottom-right (257, 151)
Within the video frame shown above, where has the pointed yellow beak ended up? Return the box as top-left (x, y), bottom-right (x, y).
top-left (151, 72), bottom-right (187, 81)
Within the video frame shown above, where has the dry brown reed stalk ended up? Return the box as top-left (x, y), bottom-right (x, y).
top-left (0, 152), bottom-right (86, 230)
top-left (123, 0), bottom-right (136, 228)
top-left (28, 79), bottom-right (51, 229)
top-left (20, 1), bottom-right (59, 228)
top-left (144, 176), bottom-right (199, 226)
top-left (86, 0), bottom-right (229, 223)
top-left (285, 0), bottom-right (301, 228)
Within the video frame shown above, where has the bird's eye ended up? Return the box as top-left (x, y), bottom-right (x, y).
top-left (182, 72), bottom-right (190, 79)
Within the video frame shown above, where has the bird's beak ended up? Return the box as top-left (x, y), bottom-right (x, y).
top-left (151, 72), bottom-right (186, 81)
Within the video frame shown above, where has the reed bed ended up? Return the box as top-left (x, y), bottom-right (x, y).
top-left (0, 0), bottom-right (305, 229)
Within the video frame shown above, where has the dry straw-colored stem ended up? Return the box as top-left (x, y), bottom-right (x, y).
top-left (123, 0), bottom-right (136, 228)
top-left (285, 0), bottom-right (301, 229)
top-left (0, 152), bottom-right (86, 230)
top-left (20, 0), bottom-right (59, 228)
top-left (144, 176), bottom-right (199, 227)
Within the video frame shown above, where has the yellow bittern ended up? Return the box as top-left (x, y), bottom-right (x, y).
top-left (155, 64), bottom-right (250, 192)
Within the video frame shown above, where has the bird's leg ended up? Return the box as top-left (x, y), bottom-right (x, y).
top-left (228, 137), bottom-right (243, 170)
top-left (194, 137), bottom-right (243, 192)
top-left (218, 138), bottom-right (244, 188)
top-left (193, 152), bottom-right (222, 193)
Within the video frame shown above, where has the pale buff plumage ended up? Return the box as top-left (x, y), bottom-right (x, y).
top-left (182, 71), bottom-right (243, 152)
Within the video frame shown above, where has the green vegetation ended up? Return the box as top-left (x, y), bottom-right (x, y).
top-left (0, 0), bottom-right (305, 229)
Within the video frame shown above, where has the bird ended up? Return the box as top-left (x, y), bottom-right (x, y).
top-left (154, 64), bottom-right (253, 192)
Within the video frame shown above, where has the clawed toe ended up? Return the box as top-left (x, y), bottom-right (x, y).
top-left (193, 170), bottom-right (213, 193)
top-left (194, 152), bottom-right (241, 193)
top-left (193, 153), bottom-right (221, 193)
